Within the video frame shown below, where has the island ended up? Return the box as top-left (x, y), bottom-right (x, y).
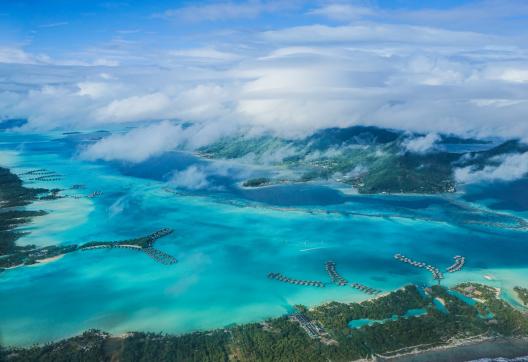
top-left (3, 282), bottom-right (528, 361)
top-left (242, 177), bottom-right (272, 188)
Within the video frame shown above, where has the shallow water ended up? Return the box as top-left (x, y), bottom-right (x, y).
top-left (1, 131), bottom-right (528, 346)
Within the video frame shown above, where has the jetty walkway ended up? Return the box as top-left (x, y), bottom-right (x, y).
top-left (81, 244), bottom-right (142, 251)
top-left (268, 272), bottom-right (325, 287)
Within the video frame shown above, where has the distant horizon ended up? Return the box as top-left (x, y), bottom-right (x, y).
top-left (1, 0), bottom-right (528, 142)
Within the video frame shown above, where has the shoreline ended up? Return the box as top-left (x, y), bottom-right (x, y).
top-left (3, 280), bottom-right (523, 348)
top-left (377, 336), bottom-right (528, 362)
top-left (7, 322), bottom-right (528, 362)
top-left (34, 253), bottom-right (65, 265)
top-left (4, 280), bottom-right (528, 361)
top-left (236, 179), bottom-right (456, 198)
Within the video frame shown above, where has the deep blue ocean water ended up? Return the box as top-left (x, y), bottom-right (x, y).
top-left (0, 131), bottom-right (527, 346)
top-left (463, 180), bottom-right (528, 212)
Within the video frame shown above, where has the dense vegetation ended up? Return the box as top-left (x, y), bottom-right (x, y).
top-left (348, 147), bottom-right (458, 194)
top-left (0, 209), bottom-right (46, 255)
top-left (0, 167), bottom-right (48, 256)
top-left (4, 283), bottom-right (528, 361)
top-left (1, 330), bottom-right (110, 362)
top-left (3, 330), bottom-right (231, 362)
top-left (0, 167), bottom-right (48, 208)
top-left (308, 285), bottom-right (425, 331)
top-left (454, 283), bottom-right (528, 336)
top-left (0, 244), bottom-right (79, 269)
top-left (0, 167), bottom-right (78, 271)
top-left (120, 331), bottom-right (231, 361)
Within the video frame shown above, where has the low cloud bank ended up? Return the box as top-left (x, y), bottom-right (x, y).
top-left (455, 152), bottom-right (528, 184)
top-left (403, 133), bottom-right (440, 154)
top-left (168, 161), bottom-right (249, 190)
top-left (79, 120), bottom-right (233, 163)
top-left (80, 121), bottom-right (183, 163)
top-left (169, 165), bottom-right (210, 190)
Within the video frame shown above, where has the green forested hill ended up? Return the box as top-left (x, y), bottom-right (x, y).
top-left (200, 126), bottom-right (524, 194)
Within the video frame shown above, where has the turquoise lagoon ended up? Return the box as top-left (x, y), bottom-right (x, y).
top-left (1, 131), bottom-right (528, 346)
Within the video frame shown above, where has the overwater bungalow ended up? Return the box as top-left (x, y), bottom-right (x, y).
top-left (447, 255), bottom-right (466, 273)
top-left (395, 253), bottom-right (444, 280)
top-left (268, 272), bottom-right (325, 288)
top-left (325, 260), bottom-right (348, 286)
top-left (350, 282), bottom-right (380, 295)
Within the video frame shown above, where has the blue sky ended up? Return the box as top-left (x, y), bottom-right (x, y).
top-left (0, 0), bottom-right (528, 145)
top-left (3, 0), bottom-right (527, 61)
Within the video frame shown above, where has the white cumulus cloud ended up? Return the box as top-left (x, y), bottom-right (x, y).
top-left (455, 152), bottom-right (528, 184)
top-left (80, 121), bottom-right (183, 163)
top-left (169, 165), bottom-right (210, 190)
